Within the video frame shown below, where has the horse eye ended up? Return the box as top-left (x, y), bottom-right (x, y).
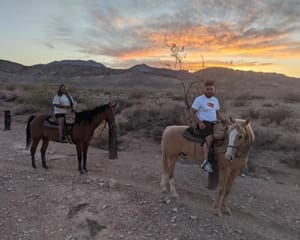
top-left (238, 135), bottom-right (242, 139)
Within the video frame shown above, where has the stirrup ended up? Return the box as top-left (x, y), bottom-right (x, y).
top-left (201, 160), bottom-right (213, 173)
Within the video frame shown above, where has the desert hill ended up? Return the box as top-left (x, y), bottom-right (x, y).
top-left (0, 59), bottom-right (299, 91)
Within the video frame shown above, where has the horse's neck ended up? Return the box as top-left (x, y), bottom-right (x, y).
top-left (214, 138), bottom-right (228, 153)
top-left (90, 114), bottom-right (105, 131)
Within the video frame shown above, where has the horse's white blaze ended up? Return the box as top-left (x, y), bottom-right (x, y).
top-left (225, 128), bottom-right (238, 157)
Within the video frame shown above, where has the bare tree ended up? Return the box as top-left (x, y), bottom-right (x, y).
top-left (167, 43), bottom-right (186, 70)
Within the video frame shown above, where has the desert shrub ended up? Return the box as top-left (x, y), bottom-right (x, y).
top-left (280, 151), bottom-right (300, 169)
top-left (232, 98), bottom-right (247, 107)
top-left (5, 84), bottom-right (17, 91)
top-left (235, 93), bottom-right (265, 100)
top-left (0, 91), bottom-right (17, 102)
top-left (274, 134), bottom-right (300, 152)
top-left (262, 107), bottom-right (292, 125)
top-left (281, 118), bottom-right (299, 132)
top-left (242, 108), bottom-right (261, 119)
top-left (253, 127), bottom-right (280, 150)
top-left (262, 102), bottom-right (274, 108)
top-left (115, 98), bottom-right (136, 114)
top-left (284, 93), bottom-right (300, 103)
top-left (128, 91), bottom-right (146, 100)
top-left (171, 94), bottom-right (184, 101)
top-left (119, 103), bottom-right (185, 141)
top-left (12, 104), bottom-right (41, 115)
top-left (24, 84), bottom-right (53, 109)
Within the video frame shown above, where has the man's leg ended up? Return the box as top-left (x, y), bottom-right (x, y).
top-left (201, 135), bottom-right (213, 172)
top-left (58, 117), bottom-right (64, 141)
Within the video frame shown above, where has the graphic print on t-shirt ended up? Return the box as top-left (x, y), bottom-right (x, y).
top-left (207, 102), bottom-right (214, 108)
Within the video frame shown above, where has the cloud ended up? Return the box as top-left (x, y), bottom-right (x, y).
top-left (46, 0), bottom-right (300, 68)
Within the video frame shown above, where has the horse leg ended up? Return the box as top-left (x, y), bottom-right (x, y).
top-left (212, 167), bottom-right (230, 217)
top-left (40, 138), bottom-right (49, 169)
top-left (221, 169), bottom-right (240, 215)
top-left (168, 155), bottom-right (179, 198)
top-left (82, 143), bottom-right (89, 173)
top-left (160, 151), bottom-right (170, 193)
top-left (160, 152), bottom-right (178, 198)
top-left (30, 139), bottom-right (40, 169)
top-left (76, 144), bottom-right (83, 174)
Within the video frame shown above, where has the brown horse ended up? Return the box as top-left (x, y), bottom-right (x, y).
top-left (26, 103), bottom-right (116, 174)
top-left (160, 119), bottom-right (255, 216)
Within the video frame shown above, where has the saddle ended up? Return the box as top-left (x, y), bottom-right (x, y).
top-left (42, 115), bottom-right (75, 143)
top-left (183, 127), bottom-right (206, 145)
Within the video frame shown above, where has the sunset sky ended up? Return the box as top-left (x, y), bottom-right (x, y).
top-left (1, 0), bottom-right (300, 77)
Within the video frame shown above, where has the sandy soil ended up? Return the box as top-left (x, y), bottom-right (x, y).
top-left (0, 116), bottom-right (299, 240)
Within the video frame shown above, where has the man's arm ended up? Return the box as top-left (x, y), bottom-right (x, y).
top-left (191, 108), bottom-right (206, 129)
top-left (53, 104), bottom-right (71, 109)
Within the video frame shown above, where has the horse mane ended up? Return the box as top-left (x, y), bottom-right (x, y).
top-left (234, 119), bottom-right (255, 145)
top-left (75, 104), bottom-right (111, 124)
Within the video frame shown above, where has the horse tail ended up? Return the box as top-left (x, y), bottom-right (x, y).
top-left (26, 115), bottom-right (35, 149)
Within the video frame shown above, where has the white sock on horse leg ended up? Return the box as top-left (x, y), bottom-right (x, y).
top-left (170, 178), bottom-right (178, 198)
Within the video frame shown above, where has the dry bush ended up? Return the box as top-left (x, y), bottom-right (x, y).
top-left (284, 92), bottom-right (300, 103)
top-left (232, 98), bottom-right (247, 107)
top-left (262, 102), bottom-right (274, 108)
top-left (281, 118), bottom-right (299, 132)
top-left (280, 151), bottom-right (300, 169)
top-left (119, 101), bottom-right (185, 141)
top-left (115, 98), bottom-right (135, 114)
top-left (274, 133), bottom-right (300, 152)
top-left (262, 107), bottom-right (292, 125)
top-left (12, 104), bottom-right (41, 115)
top-left (235, 92), bottom-right (265, 100)
top-left (253, 126), bottom-right (280, 150)
top-left (128, 91), bottom-right (147, 100)
top-left (242, 108), bottom-right (261, 120)
top-left (4, 84), bottom-right (17, 91)
top-left (24, 84), bottom-right (53, 109)
top-left (0, 90), bottom-right (17, 102)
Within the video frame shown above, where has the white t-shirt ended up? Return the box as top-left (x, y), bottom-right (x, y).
top-left (192, 95), bottom-right (220, 122)
top-left (52, 94), bottom-right (73, 114)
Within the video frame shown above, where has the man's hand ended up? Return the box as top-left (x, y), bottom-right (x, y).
top-left (198, 121), bottom-right (206, 129)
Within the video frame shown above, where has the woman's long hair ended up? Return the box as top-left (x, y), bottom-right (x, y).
top-left (57, 84), bottom-right (65, 96)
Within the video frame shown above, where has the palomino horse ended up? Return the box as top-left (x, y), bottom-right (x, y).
top-left (26, 103), bottom-right (116, 174)
top-left (160, 119), bottom-right (255, 216)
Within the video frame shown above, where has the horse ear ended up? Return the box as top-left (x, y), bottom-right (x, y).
top-left (112, 102), bottom-right (117, 108)
top-left (244, 119), bottom-right (250, 125)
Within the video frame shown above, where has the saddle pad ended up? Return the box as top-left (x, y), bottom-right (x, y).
top-left (183, 127), bottom-right (205, 144)
top-left (42, 116), bottom-right (59, 129)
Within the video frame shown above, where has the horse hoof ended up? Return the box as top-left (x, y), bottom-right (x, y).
top-left (42, 165), bottom-right (49, 169)
top-left (171, 192), bottom-right (179, 199)
top-left (213, 208), bottom-right (223, 217)
top-left (222, 207), bottom-right (232, 216)
top-left (161, 186), bottom-right (168, 193)
top-left (32, 165), bottom-right (37, 169)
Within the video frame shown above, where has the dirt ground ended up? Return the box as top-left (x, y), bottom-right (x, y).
top-left (0, 115), bottom-right (299, 240)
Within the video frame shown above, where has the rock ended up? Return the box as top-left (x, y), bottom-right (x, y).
top-left (190, 215), bottom-right (197, 220)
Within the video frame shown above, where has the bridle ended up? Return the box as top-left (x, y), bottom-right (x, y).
top-left (226, 124), bottom-right (248, 158)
